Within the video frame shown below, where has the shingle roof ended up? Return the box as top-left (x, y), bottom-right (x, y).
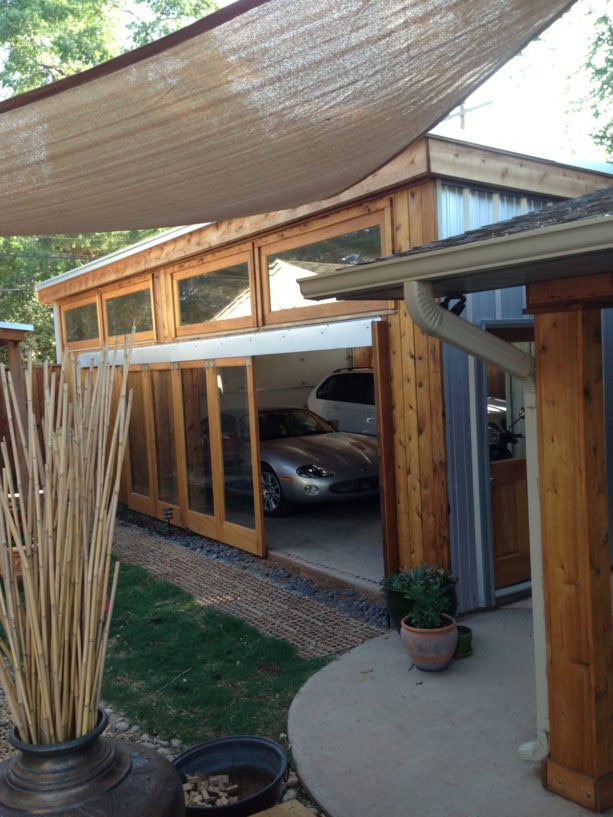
top-left (389, 185), bottom-right (613, 261)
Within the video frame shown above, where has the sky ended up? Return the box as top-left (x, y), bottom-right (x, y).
top-left (430, 0), bottom-right (611, 169)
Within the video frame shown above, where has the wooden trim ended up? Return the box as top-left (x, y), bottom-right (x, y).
top-left (428, 136), bottom-right (613, 199)
top-left (544, 760), bottom-right (613, 813)
top-left (526, 272), bottom-right (613, 313)
top-left (59, 293), bottom-right (102, 351)
top-left (408, 182), bottom-right (437, 250)
top-left (124, 366), bottom-right (158, 515)
top-left (164, 240), bottom-right (254, 275)
top-left (372, 320), bottom-right (398, 575)
top-left (392, 191), bottom-right (411, 254)
top-left (0, 329), bottom-right (30, 343)
top-left (171, 364), bottom-right (188, 527)
top-left (152, 269), bottom-right (175, 342)
top-left (101, 277), bottom-right (156, 344)
top-left (172, 248), bottom-right (256, 337)
top-left (256, 201), bottom-right (390, 251)
top-left (245, 358), bottom-right (264, 555)
top-left (259, 207), bottom-right (392, 326)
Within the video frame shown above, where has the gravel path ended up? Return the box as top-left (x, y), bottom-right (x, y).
top-left (116, 506), bottom-right (389, 633)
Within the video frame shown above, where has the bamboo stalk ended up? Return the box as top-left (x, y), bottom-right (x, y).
top-left (0, 345), bottom-right (132, 744)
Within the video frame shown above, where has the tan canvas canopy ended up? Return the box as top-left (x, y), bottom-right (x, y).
top-left (0, 0), bottom-right (574, 236)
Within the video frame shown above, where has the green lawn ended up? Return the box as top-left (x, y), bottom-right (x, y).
top-left (103, 562), bottom-right (330, 748)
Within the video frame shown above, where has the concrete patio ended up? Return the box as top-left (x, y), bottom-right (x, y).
top-left (288, 605), bottom-right (598, 817)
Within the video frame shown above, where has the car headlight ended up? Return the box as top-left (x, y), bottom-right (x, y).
top-left (296, 464), bottom-right (335, 478)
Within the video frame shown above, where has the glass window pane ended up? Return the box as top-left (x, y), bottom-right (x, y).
top-left (127, 372), bottom-right (149, 496)
top-left (178, 263), bottom-right (251, 325)
top-left (267, 225), bottom-right (381, 311)
top-left (182, 368), bottom-right (214, 516)
top-left (218, 367), bottom-right (255, 529)
top-left (106, 288), bottom-right (152, 336)
top-left (64, 302), bottom-right (99, 343)
top-left (151, 370), bottom-right (178, 506)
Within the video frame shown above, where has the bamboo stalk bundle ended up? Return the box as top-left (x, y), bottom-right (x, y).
top-left (0, 344), bottom-right (132, 744)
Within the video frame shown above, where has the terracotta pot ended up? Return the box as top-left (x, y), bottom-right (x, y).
top-left (400, 613), bottom-right (459, 672)
top-left (0, 708), bottom-right (185, 816)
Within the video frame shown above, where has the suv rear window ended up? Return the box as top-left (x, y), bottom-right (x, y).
top-left (316, 372), bottom-right (374, 405)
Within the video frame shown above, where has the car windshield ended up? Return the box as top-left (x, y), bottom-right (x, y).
top-left (259, 408), bottom-right (334, 441)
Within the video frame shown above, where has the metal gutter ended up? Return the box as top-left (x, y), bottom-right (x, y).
top-left (299, 216), bottom-right (613, 302)
top-left (404, 279), bottom-right (548, 762)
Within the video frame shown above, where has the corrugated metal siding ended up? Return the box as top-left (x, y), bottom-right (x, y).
top-left (437, 183), bottom-right (552, 611)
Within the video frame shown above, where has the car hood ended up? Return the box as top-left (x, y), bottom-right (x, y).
top-left (260, 432), bottom-right (378, 468)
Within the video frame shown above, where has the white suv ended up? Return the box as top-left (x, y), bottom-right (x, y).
top-left (307, 368), bottom-right (376, 436)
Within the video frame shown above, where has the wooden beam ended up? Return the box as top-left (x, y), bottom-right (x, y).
top-left (526, 272), bottom-right (613, 313)
top-left (372, 320), bottom-right (398, 575)
top-left (533, 307), bottom-right (613, 812)
top-left (428, 136), bottom-right (613, 199)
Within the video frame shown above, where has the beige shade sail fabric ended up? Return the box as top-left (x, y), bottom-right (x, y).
top-left (0, 0), bottom-right (574, 236)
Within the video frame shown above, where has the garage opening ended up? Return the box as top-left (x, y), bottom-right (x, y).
top-left (255, 349), bottom-right (383, 593)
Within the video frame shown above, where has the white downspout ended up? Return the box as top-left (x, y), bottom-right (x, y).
top-left (404, 279), bottom-right (549, 762)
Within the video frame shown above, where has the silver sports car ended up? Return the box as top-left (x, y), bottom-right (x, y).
top-left (257, 407), bottom-right (379, 517)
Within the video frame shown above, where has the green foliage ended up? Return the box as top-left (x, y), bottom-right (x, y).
top-left (382, 563), bottom-right (457, 629)
top-left (585, 12), bottom-right (613, 156)
top-left (0, 0), bottom-right (116, 94)
top-left (103, 563), bottom-right (329, 747)
top-left (0, 0), bottom-right (218, 97)
top-left (0, 230), bottom-right (164, 361)
top-left (402, 581), bottom-right (450, 630)
top-left (381, 563), bottom-right (456, 596)
top-left (128, 0), bottom-right (218, 47)
top-left (0, 0), bottom-right (216, 360)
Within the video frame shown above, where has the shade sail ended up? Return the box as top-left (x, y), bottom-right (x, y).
top-left (0, 0), bottom-right (574, 236)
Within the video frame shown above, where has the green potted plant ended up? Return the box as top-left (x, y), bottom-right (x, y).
top-left (397, 567), bottom-right (459, 672)
top-left (381, 563), bottom-right (457, 632)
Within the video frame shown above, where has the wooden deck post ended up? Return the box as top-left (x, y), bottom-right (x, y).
top-left (533, 306), bottom-right (613, 811)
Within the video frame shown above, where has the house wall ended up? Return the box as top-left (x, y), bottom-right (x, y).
top-left (437, 183), bottom-right (553, 610)
top-left (35, 137), bottom-right (612, 607)
top-left (437, 181), bottom-right (613, 610)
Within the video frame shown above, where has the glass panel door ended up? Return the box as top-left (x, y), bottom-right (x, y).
top-left (217, 365), bottom-right (255, 530)
top-left (151, 368), bottom-right (178, 507)
top-left (180, 358), bottom-right (264, 556)
top-left (127, 370), bottom-right (150, 497)
top-left (182, 366), bottom-right (214, 517)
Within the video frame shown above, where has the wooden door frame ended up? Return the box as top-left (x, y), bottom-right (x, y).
top-left (178, 357), bottom-right (265, 557)
top-left (474, 319), bottom-right (535, 600)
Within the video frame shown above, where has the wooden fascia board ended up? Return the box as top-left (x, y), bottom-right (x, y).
top-left (427, 136), bottom-right (613, 199)
top-left (0, 329), bottom-right (30, 343)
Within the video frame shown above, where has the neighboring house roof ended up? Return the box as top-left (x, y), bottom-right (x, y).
top-left (0, 321), bottom-right (33, 334)
top-left (299, 186), bottom-right (613, 301)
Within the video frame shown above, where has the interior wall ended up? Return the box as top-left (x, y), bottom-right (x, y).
top-left (255, 349), bottom-right (350, 408)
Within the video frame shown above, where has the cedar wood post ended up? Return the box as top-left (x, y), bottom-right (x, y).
top-left (527, 279), bottom-right (613, 812)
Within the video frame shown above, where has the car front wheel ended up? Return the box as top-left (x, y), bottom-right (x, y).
top-left (261, 465), bottom-right (293, 517)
